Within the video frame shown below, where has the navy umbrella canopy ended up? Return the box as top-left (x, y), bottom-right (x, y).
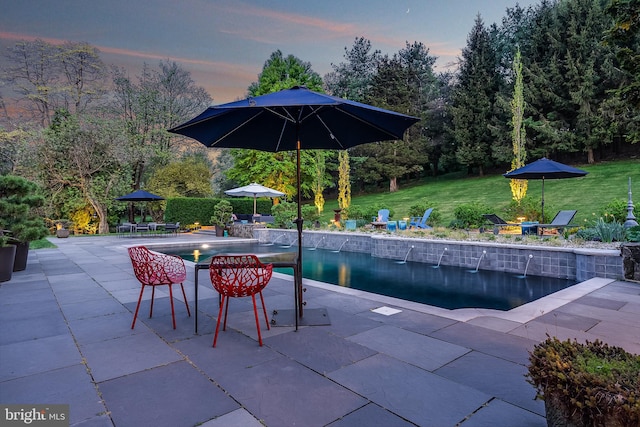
top-left (116, 189), bottom-right (164, 202)
top-left (503, 157), bottom-right (588, 221)
top-left (168, 86), bottom-right (419, 151)
top-left (169, 86), bottom-right (419, 316)
top-left (116, 190), bottom-right (164, 222)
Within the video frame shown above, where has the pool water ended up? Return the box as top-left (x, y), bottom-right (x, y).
top-left (158, 243), bottom-right (575, 311)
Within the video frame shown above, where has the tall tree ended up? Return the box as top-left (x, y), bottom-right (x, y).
top-left (325, 37), bottom-right (381, 204)
top-left (1, 40), bottom-right (108, 126)
top-left (605, 0), bottom-right (640, 143)
top-left (509, 48), bottom-right (528, 203)
top-left (523, 0), bottom-right (622, 163)
top-left (450, 15), bottom-right (501, 176)
top-left (111, 60), bottom-right (210, 200)
top-left (354, 42), bottom-right (436, 191)
top-left (324, 37), bottom-right (381, 101)
top-left (57, 41), bottom-right (108, 115)
top-left (229, 51), bottom-right (324, 202)
top-left (39, 111), bottom-right (130, 234)
top-left (337, 150), bottom-right (351, 209)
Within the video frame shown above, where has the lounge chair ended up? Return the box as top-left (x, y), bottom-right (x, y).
top-left (410, 208), bottom-right (433, 229)
top-left (536, 210), bottom-right (578, 235)
top-left (483, 214), bottom-right (520, 235)
top-left (164, 222), bottom-right (180, 235)
top-left (371, 209), bottom-right (390, 229)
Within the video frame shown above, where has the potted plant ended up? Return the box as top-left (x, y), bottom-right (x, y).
top-left (0, 232), bottom-right (17, 282)
top-left (54, 219), bottom-right (72, 238)
top-left (211, 200), bottom-right (233, 237)
top-left (527, 336), bottom-right (640, 427)
top-left (0, 175), bottom-right (49, 272)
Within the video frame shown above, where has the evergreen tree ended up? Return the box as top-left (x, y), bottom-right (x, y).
top-left (523, 0), bottom-right (622, 162)
top-left (605, 0), bottom-right (640, 143)
top-left (450, 15), bottom-right (501, 176)
top-left (353, 42), bottom-right (436, 191)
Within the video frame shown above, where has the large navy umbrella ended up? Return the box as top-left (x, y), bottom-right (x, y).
top-left (116, 190), bottom-right (164, 222)
top-left (503, 157), bottom-right (588, 221)
top-left (169, 86), bottom-right (419, 316)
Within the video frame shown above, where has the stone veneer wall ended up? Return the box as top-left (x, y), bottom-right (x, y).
top-left (253, 229), bottom-right (623, 281)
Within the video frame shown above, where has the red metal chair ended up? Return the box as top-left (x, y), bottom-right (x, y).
top-left (209, 255), bottom-right (273, 347)
top-left (128, 246), bottom-right (191, 329)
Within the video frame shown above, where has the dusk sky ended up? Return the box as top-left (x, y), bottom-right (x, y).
top-left (1, 0), bottom-right (539, 104)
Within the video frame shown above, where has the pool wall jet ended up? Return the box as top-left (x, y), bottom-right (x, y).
top-left (253, 229), bottom-right (623, 281)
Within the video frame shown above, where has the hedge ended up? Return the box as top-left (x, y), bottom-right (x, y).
top-left (164, 197), bottom-right (275, 225)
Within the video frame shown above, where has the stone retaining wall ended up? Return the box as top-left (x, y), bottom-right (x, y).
top-left (253, 229), bottom-right (623, 281)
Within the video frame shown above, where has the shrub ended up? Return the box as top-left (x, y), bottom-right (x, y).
top-left (528, 337), bottom-right (640, 427)
top-left (210, 200), bottom-right (233, 226)
top-left (600, 198), bottom-right (627, 223)
top-left (0, 175), bottom-right (49, 245)
top-left (272, 201), bottom-right (297, 229)
top-left (452, 201), bottom-right (491, 229)
top-left (593, 218), bottom-right (627, 242)
top-left (628, 226), bottom-right (640, 242)
top-left (342, 205), bottom-right (367, 220)
top-left (408, 198), bottom-right (440, 226)
top-left (504, 196), bottom-right (545, 222)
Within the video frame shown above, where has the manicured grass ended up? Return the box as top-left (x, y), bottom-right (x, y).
top-left (29, 238), bottom-right (57, 249)
top-left (319, 159), bottom-right (640, 226)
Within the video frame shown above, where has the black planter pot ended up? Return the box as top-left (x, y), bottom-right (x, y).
top-left (0, 245), bottom-right (17, 282)
top-left (215, 225), bottom-right (225, 237)
top-left (12, 241), bottom-right (29, 272)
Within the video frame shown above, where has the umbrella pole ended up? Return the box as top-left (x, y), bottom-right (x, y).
top-left (541, 177), bottom-right (545, 222)
top-left (253, 195), bottom-right (257, 216)
top-left (295, 138), bottom-right (303, 320)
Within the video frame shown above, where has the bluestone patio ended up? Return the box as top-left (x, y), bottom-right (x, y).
top-left (1, 234), bottom-right (638, 427)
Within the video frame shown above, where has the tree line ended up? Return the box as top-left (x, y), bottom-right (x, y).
top-left (0, 0), bottom-right (638, 233)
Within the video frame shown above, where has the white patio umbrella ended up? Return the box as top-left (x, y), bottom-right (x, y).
top-left (224, 183), bottom-right (285, 215)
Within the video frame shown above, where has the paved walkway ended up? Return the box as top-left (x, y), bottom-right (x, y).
top-left (1, 234), bottom-right (638, 427)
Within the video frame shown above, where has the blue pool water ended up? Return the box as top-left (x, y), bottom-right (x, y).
top-left (158, 242), bottom-right (575, 311)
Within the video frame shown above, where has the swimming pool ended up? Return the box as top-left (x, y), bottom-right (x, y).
top-left (156, 242), bottom-right (576, 311)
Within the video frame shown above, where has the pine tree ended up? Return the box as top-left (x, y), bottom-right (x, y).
top-left (450, 15), bottom-right (501, 176)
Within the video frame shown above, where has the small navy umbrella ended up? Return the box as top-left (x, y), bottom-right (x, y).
top-left (116, 190), bottom-right (164, 222)
top-left (503, 157), bottom-right (588, 221)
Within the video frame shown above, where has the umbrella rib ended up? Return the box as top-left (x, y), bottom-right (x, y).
top-left (334, 106), bottom-right (405, 140)
top-left (314, 115), bottom-right (345, 149)
top-left (209, 110), bottom-right (266, 146)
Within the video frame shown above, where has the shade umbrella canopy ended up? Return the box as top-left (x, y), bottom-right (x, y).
top-left (225, 183), bottom-right (285, 215)
top-left (115, 189), bottom-right (165, 202)
top-left (503, 157), bottom-right (588, 221)
top-left (169, 85), bottom-right (419, 316)
top-left (116, 190), bottom-right (164, 222)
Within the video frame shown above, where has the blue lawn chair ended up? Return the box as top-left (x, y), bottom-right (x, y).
top-left (373, 209), bottom-right (389, 223)
top-left (409, 208), bottom-right (433, 229)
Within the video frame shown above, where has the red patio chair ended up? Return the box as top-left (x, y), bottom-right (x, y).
top-left (209, 255), bottom-right (273, 347)
top-left (128, 245), bottom-right (191, 329)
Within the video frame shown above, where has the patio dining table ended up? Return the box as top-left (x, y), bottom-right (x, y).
top-left (193, 252), bottom-right (301, 334)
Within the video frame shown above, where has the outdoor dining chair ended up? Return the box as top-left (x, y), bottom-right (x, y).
top-left (128, 246), bottom-right (191, 329)
top-left (208, 254), bottom-right (273, 347)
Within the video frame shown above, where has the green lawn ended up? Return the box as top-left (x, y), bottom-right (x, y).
top-left (319, 159), bottom-right (640, 226)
